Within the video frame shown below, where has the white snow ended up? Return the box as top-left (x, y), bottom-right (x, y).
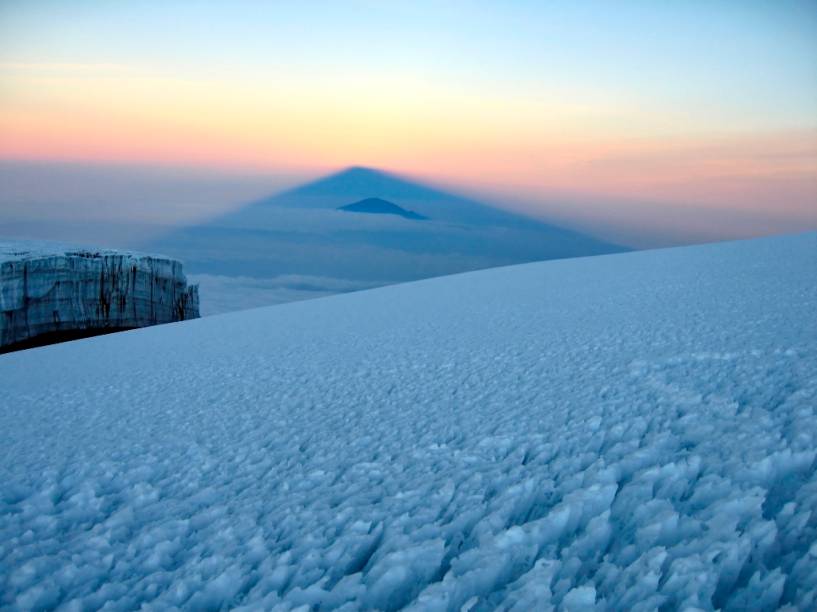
top-left (1, 233), bottom-right (815, 610)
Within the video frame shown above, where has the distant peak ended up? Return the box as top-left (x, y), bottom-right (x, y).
top-left (353, 197), bottom-right (390, 205)
top-left (338, 197), bottom-right (428, 220)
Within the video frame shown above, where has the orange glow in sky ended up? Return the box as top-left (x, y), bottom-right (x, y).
top-left (1, 1), bottom-right (815, 244)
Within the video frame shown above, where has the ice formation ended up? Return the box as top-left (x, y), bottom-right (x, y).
top-left (1, 233), bottom-right (815, 610)
top-left (0, 241), bottom-right (199, 351)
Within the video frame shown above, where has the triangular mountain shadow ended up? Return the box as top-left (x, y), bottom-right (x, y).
top-left (251, 166), bottom-right (544, 227)
top-left (263, 166), bottom-right (447, 203)
top-left (148, 166), bottom-right (628, 314)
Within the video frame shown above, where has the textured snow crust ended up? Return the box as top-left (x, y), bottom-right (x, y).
top-left (1, 233), bottom-right (816, 610)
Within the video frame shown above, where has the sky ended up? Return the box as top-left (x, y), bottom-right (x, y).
top-left (1, 0), bottom-right (816, 246)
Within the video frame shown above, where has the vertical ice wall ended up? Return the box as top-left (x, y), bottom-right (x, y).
top-left (1, 242), bottom-right (199, 351)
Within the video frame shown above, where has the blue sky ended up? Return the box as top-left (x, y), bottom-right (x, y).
top-left (1, 0), bottom-right (815, 244)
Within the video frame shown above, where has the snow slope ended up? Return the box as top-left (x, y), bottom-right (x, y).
top-left (1, 233), bottom-right (816, 610)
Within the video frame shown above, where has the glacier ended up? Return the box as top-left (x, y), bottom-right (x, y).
top-left (0, 233), bottom-right (815, 610)
top-left (0, 241), bottom-right (199, 352)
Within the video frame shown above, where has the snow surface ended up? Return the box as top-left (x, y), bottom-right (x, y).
top-left (1, 233), bottom-right (816, 610)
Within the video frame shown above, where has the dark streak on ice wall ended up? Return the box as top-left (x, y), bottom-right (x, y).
top-left (1, 242), bottom-right (199, 352)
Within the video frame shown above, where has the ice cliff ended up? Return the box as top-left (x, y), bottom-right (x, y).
top-left (1, 241), bottom-right (199, 351)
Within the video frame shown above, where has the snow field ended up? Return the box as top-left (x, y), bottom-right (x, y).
top-left (1, 233), bottom-right (816, 610)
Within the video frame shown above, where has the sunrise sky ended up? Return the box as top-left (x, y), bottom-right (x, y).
top-left (1, 0), bottom-right (816, 244)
